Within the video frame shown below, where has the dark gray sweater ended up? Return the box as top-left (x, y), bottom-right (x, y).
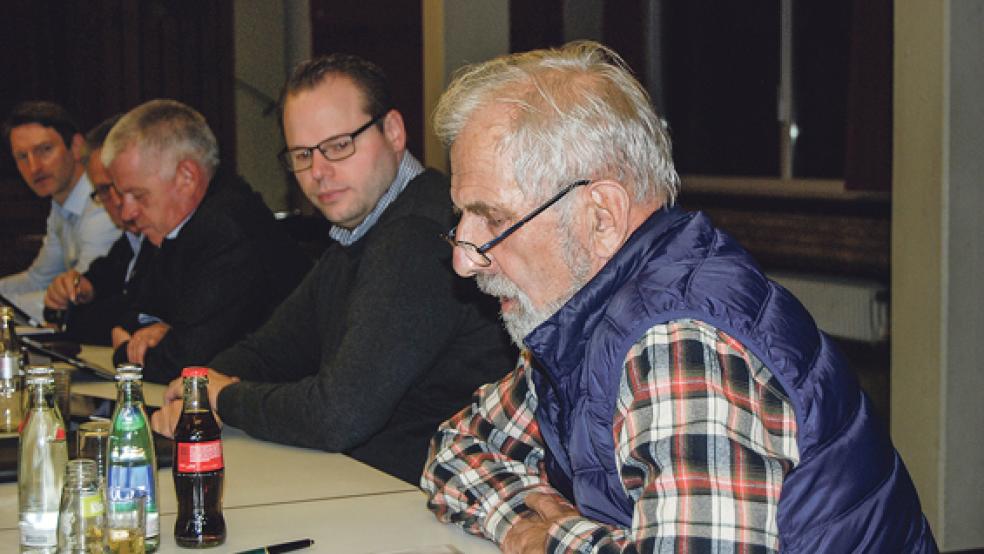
top-left (212, 169), bottom-right (516, 483)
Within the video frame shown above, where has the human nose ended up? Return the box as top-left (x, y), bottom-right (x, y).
top-left (309, 151), bottom-right (335, 180)
top-left (120, 195), bottom-right (140, 222)
top-left (449, 223), bottom-right (488, 278)
top-left (26, 154), bottom-right (43, 174)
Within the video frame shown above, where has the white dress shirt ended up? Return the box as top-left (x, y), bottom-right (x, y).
top-left (0, 172), bottom-right (121, 322)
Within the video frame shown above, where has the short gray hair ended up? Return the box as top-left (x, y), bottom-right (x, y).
top-left (434, 40), bottom-right (679, 205)
top-left (102, 99), bottom-right (219, 176)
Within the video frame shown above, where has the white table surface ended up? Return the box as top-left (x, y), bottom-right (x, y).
top-left (0, 490), bottom-right (500, 553)
top-left (3, 346), bottom-right (486, 553)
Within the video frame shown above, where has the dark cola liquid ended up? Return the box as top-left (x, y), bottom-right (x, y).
top-left (172, 410), bottom-right (226, 547)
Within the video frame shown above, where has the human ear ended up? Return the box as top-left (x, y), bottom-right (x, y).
top-left (584, 180), bottom-right (630, 259)
top-left (70, 133), bottom-right (86, 162)
top-left (174, 159), bottom-right (203, 193)
top-left (382, 109), bottom-right (407, 153)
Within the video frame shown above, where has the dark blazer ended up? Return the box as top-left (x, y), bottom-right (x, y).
top-left (65, 233), bottom-right (156, 345)
top-left (113, 169), bottom-right (312, 383)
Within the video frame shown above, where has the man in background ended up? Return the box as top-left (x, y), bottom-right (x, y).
top-left (1, 101), bottom-right (120, 322)
top-left (43, 114), bottom-right (156, 345)
top-left (152, 54), bottom-right (515, 484)
top-left (421, 42), bottom-right (936, 552)
top-left (104, 99), bottom-right (310, 381)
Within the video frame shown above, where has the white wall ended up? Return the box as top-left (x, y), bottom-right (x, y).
top-left (233, 0), bottom-right (289, 211)
top-left (894, 1), bottom-right (984, 549)
top-left (423, 0), bottom-right (510, 171)
top-left (942, 0), bottom-right (984, 547)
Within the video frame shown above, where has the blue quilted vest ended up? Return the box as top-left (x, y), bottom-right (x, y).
top-left (525, 207), bottom-right (936, 552)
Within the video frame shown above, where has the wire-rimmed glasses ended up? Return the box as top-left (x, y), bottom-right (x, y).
top-left (89, 183), bottom-right (117, 206)
top-left (441, 179), bottom-right (590, 267)
top-left (278, 109), bottom-right (389, 172)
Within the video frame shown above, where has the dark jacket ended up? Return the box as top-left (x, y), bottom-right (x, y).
top-left (65, 233), bottom-right (155, 345)
top-left (526, 207), bottom-right (937, 553)
top-left (114, 169), bottom-right (311, 382)
top-left (212, 169), bottom-right (516, 484)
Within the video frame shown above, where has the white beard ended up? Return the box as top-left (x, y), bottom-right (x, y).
top-left (475, 236), bottom-right (593, 347)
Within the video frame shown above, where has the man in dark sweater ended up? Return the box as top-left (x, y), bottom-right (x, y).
top-left (150, 54), bottom-right (515, 484)
top-left (103, 100), bottom-right (311, 382)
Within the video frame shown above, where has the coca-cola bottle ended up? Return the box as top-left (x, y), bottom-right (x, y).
top-left (172, 367), bottom-right (226, 548)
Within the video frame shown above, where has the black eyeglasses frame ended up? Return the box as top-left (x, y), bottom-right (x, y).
top-left (442, 179), bottom-right (591, 267)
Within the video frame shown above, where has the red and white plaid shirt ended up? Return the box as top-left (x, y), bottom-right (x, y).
top-left (421, 319), bottom-right (800, 553)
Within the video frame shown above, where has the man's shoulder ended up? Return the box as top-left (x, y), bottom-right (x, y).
top-left (189, 172), bottom-right (276, 239)
top-left (376, 168), bottom-right (453, 229)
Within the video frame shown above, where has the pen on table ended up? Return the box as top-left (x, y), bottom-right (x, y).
top-left (236, 538), bottom-right (314, 554)
top-left (72, 273), bottom-right (82, 303)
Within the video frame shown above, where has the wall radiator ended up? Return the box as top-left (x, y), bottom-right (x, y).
top-left (769, 272), bottom-right (889, 342)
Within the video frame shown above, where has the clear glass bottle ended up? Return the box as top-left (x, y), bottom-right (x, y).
top-left (0, 306), bottom-right (22, 432)
top-left (107, 364), bottom-right (159, 552)
top-left (56, 459), bottom-right (106, 553)
top-left (18, 372), bottom-right (69, 553)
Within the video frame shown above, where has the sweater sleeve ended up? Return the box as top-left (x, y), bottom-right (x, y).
top-left (215, 216), bottom-right (470, 452)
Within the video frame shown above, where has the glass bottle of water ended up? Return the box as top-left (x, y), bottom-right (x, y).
top-left (0, 306), bottom-right (23, 432)
top-left (18, 373), bottom-right (69, 553)
top-left (107, 364), bottom-right (159, 552)
top-left (56, 459), bottom-right (106, 553)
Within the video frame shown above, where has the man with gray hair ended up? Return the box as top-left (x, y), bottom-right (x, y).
top-left (103, 99), bottom-right (309, 382)
top-left (422, 41), bottom-right (936, 552)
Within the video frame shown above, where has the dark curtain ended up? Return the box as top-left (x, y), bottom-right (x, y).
top-left (309, 0), bottom-right (424, 161)
top-left (0, 0), bottom-right (236, 178)
top-left (844, 0), bottom-right (893, 191)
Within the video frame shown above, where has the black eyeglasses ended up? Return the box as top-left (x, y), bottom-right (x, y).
top-left (278, 110), bottom-right (389, 172)
top-left (89, 183), bottom-right (117, 205)
top-left (442, 179), bottom-right (590, 267)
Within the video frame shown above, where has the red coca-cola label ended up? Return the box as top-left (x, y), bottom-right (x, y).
top-left (176, 440), bottom-right (224, 472)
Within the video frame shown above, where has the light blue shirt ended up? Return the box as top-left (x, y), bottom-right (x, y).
top-left (329, 151), bottom-right (424, 246)
top-left (124, 231), bottom-right (144, 282)
top-left (0, 172), bottom-right (121, 322)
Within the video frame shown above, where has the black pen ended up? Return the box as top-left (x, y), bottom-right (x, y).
top-left (237, 538), bottom-right (315, 554)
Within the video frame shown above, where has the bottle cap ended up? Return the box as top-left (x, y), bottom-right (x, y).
top-left (181, 367), bottom-right (209, 378)
top-left (25, 374), bottom-right (54, 386)
top-left (25, 364), bottom-right (55, 376)
top-left (115, 363), bottom-right (144, 381)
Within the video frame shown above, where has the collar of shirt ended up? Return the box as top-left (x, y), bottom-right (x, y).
top-left (165, 208), bottom-right (197, 240)
top-left (328, 151), bottom-right (424, 247)
top-left (52, 172), bottom-right (92, 222)
top-left (124, 231), bottom-right (143, 254)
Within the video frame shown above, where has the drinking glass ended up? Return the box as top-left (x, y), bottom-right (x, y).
top-left (52, 367), bottom-right (71, 424)
top-left (106, 487), bottom-right (147, 554)
top-left (77, 420), bottom-right (111, 481)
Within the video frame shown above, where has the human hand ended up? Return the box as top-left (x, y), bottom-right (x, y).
top-left (111, 326), bottom-right (132, 349)
top-left (151, 369), bottom-right (238, 437)
top-left (127, 322), bottom-right (171, 364)
top-left (150, 376), bottom-right (184, 438)
top-left (44, 270), bottom-right (94, 308)
top-left (501, 493), bottom-right (579, 554)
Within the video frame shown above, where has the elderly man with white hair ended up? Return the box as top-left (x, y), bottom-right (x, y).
top-left (421, 41), bottom-right (936, 553)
